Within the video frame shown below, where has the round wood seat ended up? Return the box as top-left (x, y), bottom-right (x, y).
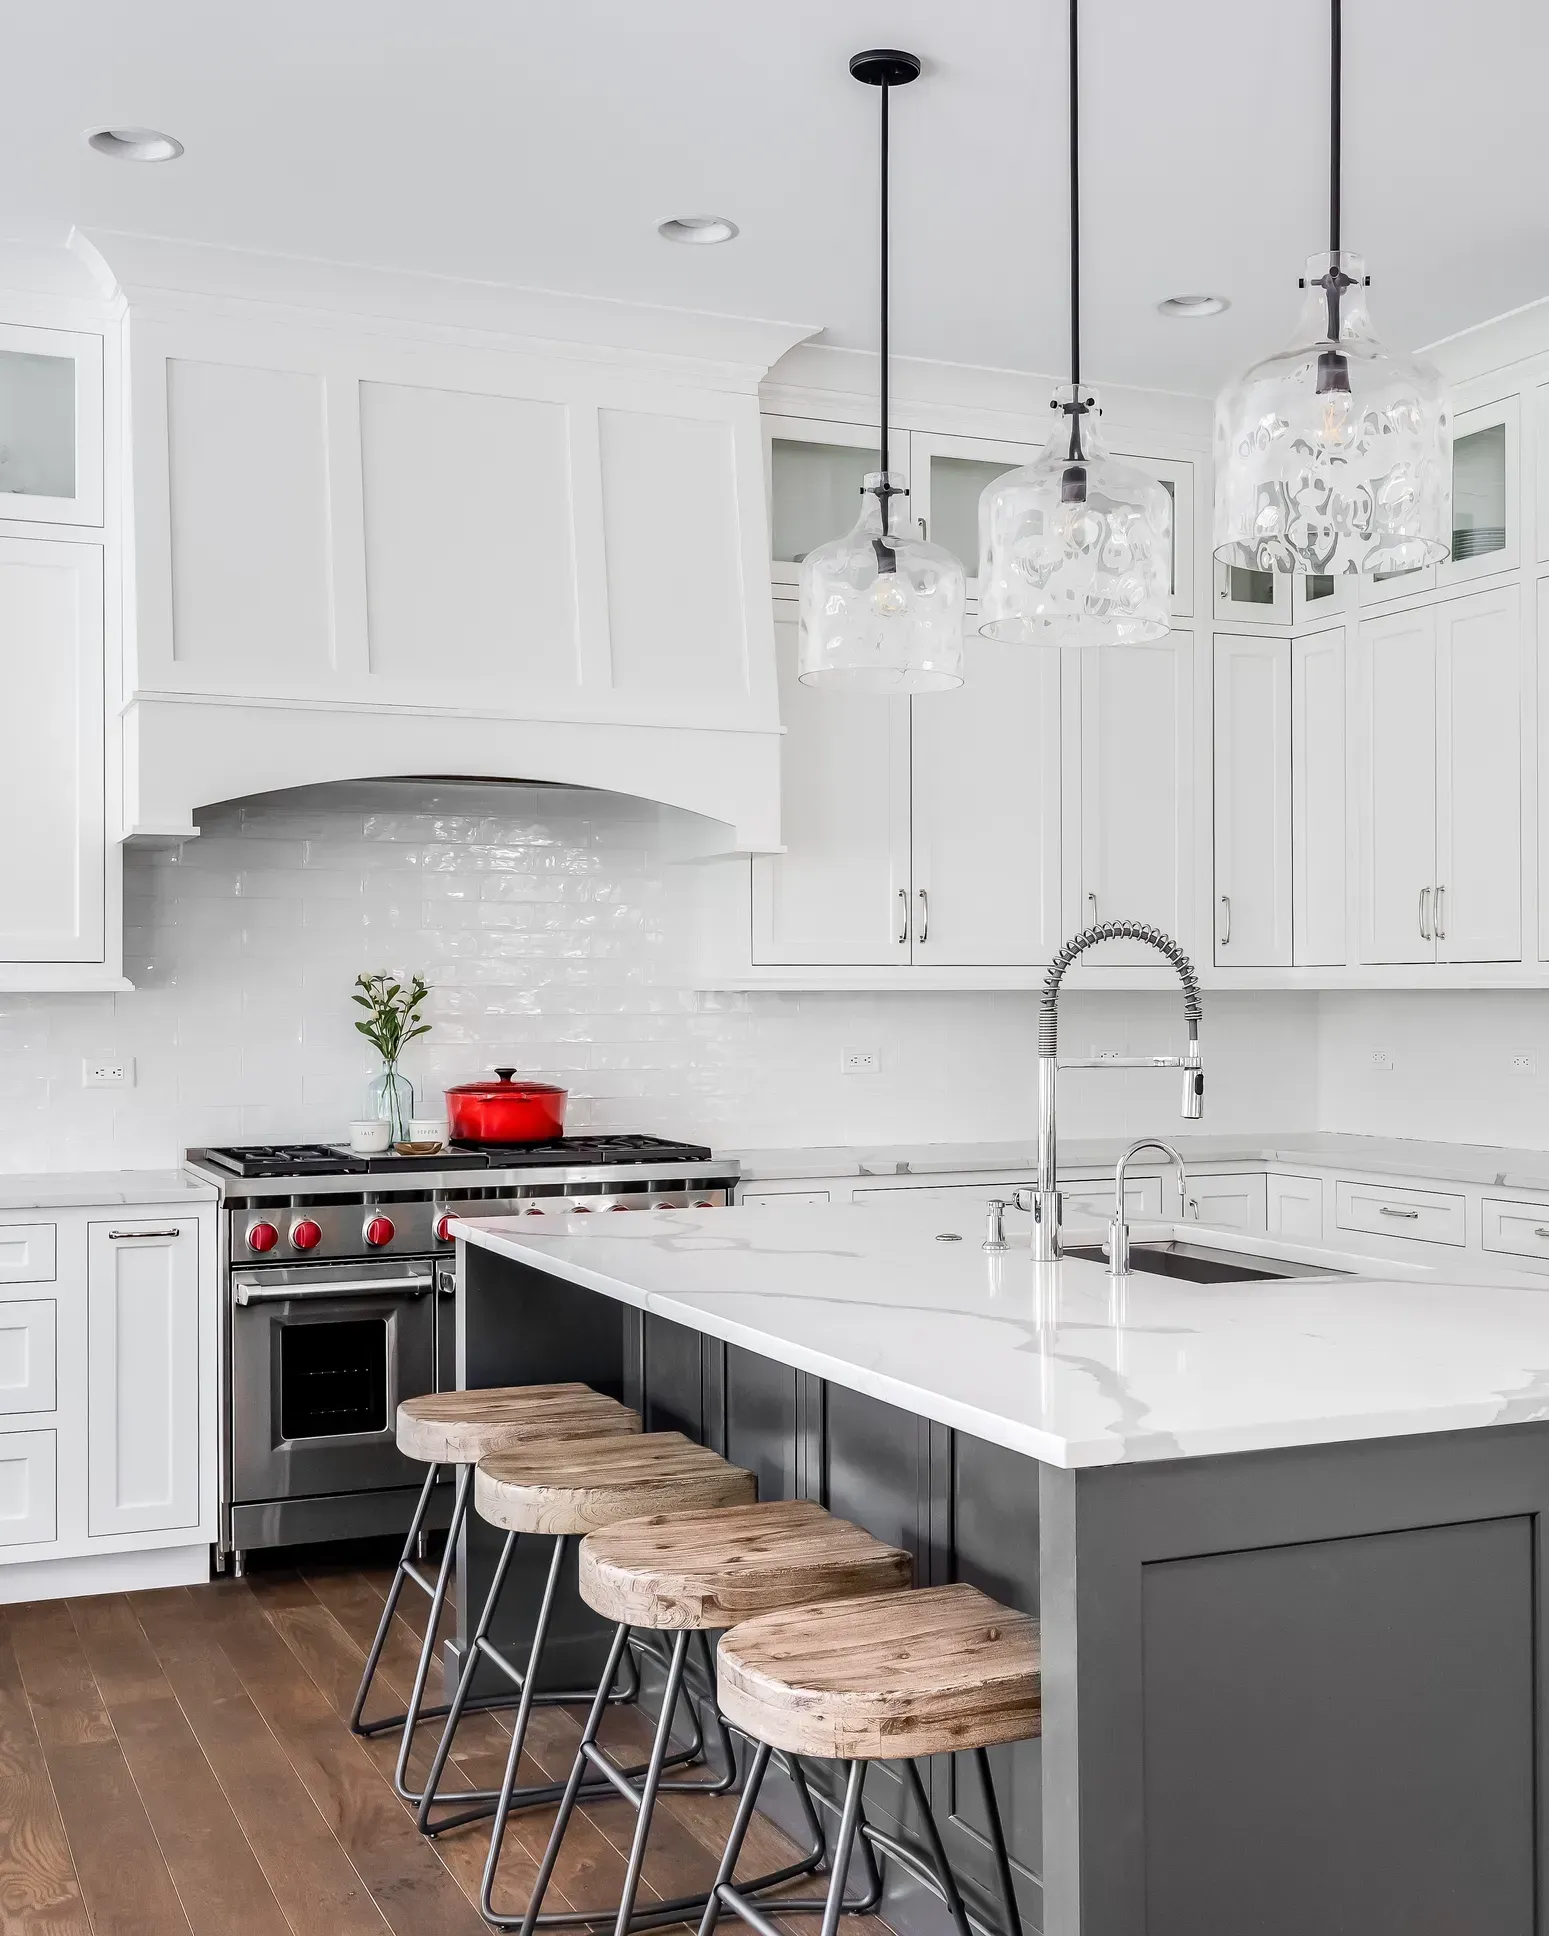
top-left (395, 1384), bottom-right (639, 1465)
top-left (475, 1430), bottom-right (755, 1538)
top-left (714, 1581), bottom-right (1041, 1761)
top-left (577, 1497), bottom-right (912, 1632)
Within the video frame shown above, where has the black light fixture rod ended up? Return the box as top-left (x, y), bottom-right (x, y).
top-left (879, 75), bottom-right (891, 479)
top-left (1329, 0), bottom-right (1342, 253)
top-left (1068, 0), bottom-right (1080, 394)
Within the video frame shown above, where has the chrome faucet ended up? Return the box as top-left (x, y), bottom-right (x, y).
top-left (1031, 920), bottom-right (1204, 1263)
top-left (1109, 1140), bottom-right (1190, 1278)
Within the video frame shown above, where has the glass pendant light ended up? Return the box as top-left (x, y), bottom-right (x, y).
top-left (1213, 0), bottom-right (1450, 576)
top-left (978, 0), bottom-right (1172, 648)
top-left (798, 51), bottom-right (965, 692)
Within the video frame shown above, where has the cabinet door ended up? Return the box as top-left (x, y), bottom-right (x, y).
top-left (1212, 562), bottom-right (1291, 626)
top-left (1067, 634), bottom-right (1192, 960)
top-left (1212, 636), bottom-right (1292, 966)
top-left (764, 417), bottom-right (883, 598)
top-left (0, 324), bottom-right (104, 527)
top-left (86, 1221), bottom-right (200, 1537)
top-left (1267, 1173), bottom-right (1324, 1241)
top-left (911, 636), bottom-right (1060, 965)
top-left (0, 540), bottom-right (104, 961)
top-left (752, 614), bottom-right (911, 964)
top-left (1357, 607), bottom-right (1436, 963)
top-left (1439, 394), bottom-right (1518, 590)
top-left (1435, 584), bottom-right (1521, 963)
top-left (1291, 627), bottom-right (1347, 965)
top-left (905, 429), bottom-right (1031, 607)
top-left (1187, 1172), bottom-right (1268, 1233)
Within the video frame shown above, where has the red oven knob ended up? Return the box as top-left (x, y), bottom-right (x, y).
top-left (693, 1201), bottom-right (715, 1209)
top-left (290, 1218), bottom-right (323, 1252)
top-left (524, 1205), bottom-right (545, 1215)
top-left (434, 1213), bottom-right (455, 1243)
top-left (246, 1220), bottom-right (279, 1253)
top-left (571, 1204), bottom-right (592, 1213)
top-left (608, 1202), bottom-right (632, 1212)
top-left (364, 1215), bottom-right (395, 1248)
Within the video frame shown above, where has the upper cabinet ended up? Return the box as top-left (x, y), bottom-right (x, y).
top-left (0, 324), bottom-right (104, 527)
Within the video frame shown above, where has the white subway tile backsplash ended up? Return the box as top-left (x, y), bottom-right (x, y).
top-left (3, 777), bottom-right (1329, 1172)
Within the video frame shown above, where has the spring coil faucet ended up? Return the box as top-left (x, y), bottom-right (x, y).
top-left (1032, 921), bottom-right (1203, 1262)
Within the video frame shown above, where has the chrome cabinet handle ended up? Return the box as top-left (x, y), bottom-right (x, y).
top-left (1087, 891), bottom-right (1098, 924)
top-left (1219, 893), bottom-right (1232, 946)
top-left (108, 1227), bottom-right (181, 1239)
top-left (1378, 1206), bottom-right (1419, 1220)
top-left (917, 517), bottom-right (928, 540)
top-left (897, 888), bottom-right (910, 946)
top-left (1418, 886), bottom-right (1432, 940)
top-left (235, 1272), bottom-right (433, 1305)
top-left (1434, 884), bottom-right (1447, 941)
top-left (917, 888), bottom-right (929, 944)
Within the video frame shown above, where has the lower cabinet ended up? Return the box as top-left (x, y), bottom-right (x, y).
top-left (86, 1219), bottom-right (200, 1537)
top-left (0, 1429), bottom-right (56, 1546)
top-left (1267, 1173), bottom-right (1325, 1242)
top-left (1187, 1171), bottom-right (1268, 1233)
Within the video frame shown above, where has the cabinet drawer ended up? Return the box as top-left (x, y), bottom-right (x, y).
top-left (739, 1188), bottom-right (831, 1207)
top-left (1335, 1179), bottom-right (1466, 1246)
top-left (1062, 1176), bottom-right (1163, 1224)
top-left (0, 1300), bottom-right (54, 1414)
top-left (1480, 1198), bottom-right (1549, 1265)
top-left (0, 1428), bottom-right (55, 1546)
top-left (1186, 1172), bottom-right (1268, 1234)
top-left (0, 1224), bottom-right (55, 1285)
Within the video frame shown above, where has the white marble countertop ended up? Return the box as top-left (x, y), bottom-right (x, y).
top-left (725, 1131), bottom-right (1549, 1193)
top-left (458, 1201), bottom-right (1549, 1470)
top-left (0, 1169), bottom-right (216, 1212)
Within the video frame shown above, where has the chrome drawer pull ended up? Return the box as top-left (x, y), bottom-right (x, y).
top-left (108, 1227), bottom-right (181, 1239)
top-left (1533, 1228), bottom-right (1549, 1241)
top-left (1378, 1206), bottom-right (1419, 1219)
top-left (235, 1273), bottom-right (433, 1305)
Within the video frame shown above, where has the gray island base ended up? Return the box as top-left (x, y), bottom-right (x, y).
top-left (455, 1206), bottom-right (1549, 1936)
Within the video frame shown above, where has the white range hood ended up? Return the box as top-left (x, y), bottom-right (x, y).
top-left (79, 231), bottom-right (815, 853)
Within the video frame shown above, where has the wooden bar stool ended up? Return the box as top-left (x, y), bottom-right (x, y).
top-left (349, 1383), bottom-right (640, 1814)
top-left (704, 1583), bottom-right (1042, 1936)
top-left (507, 1490), bottom-right (913, 1936)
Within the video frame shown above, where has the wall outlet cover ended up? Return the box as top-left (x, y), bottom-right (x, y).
top-left (1510, 1050), bottom-right (1538, 1076)
top-left (840, 1047), bottom-right (878, 1074)
top-left (1369, 1048), bottom-right (1394, 1072)
top-left (82, 1057), bottom-right (134, 1089)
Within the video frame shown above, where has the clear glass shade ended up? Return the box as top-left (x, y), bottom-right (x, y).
top-left (798, 472), bottom-right (966, 691)
top-left (978, 388), bottom-right (1173, 647)
top-left (1213, 250), bottom-right (1451, 576)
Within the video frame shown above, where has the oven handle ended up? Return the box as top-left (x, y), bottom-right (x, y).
top-left (234, 1273), bottom-right (434, 1306)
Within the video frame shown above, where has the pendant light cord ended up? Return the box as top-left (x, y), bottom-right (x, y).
top-left (879, 79), bottom-right (890, 480)
top-left (1065, 0), bottom-right (1084, 466)
top-left (1329, 0), bottom-right (1341, 253)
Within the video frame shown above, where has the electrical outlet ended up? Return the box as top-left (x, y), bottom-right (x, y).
top-left (1510, 1050), bottom-right (1538, 1076)
top-left (82, 1057), bottom-right (134, 1089)
top-left (1369, 1048), bottom-right (1394, 1073)
top-left (840, 1047), bottom-right (878, 1075)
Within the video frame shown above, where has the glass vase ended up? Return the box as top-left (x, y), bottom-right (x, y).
top-left (368, 1063), bottom-right (414, 1143)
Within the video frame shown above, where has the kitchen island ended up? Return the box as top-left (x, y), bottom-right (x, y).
top-left (454, 1200), bottom-right (1549, 1936)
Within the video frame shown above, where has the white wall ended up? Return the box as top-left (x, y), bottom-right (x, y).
top-left (0, 779), bottom-right (1320, 1172)
top-left (1316, 992), bottom-right (1549, 1148)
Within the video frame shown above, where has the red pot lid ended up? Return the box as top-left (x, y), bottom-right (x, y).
top-left (445, 1066), bottom-right (567, 1099)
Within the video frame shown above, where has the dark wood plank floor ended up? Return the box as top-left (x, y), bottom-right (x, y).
top-left (0, 1553), bottom-right (891, 1936)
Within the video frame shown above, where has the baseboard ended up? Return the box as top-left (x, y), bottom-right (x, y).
top-left (0, 1542), bottom-right (211, 1604)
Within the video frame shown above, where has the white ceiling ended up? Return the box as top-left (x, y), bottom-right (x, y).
top-left (7, 0), bottom-right (1549, 396)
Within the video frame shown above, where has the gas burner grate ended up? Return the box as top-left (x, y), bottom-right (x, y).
top-left (198, 1144), bottom-right (369, 1177)
top-left (454, 1134), bottom-right (715, 1167)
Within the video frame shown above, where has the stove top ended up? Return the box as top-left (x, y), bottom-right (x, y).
top-left (191, 1134), bottom-right (715, 1180)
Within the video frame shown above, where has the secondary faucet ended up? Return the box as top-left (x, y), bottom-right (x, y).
top-left (1031, 919), bottom-right (1203, 1262)
top-left (1108, 1140), bottom-right (1190, 1278)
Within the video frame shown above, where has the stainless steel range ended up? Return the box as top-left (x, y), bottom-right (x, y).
top-left (185, 1137), bottom-right (739, 1572)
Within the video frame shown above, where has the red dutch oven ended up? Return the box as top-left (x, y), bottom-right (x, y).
top-left (445, 1068), bottom-right (568, 1145)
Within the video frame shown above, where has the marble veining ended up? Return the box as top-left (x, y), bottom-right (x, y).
top-left (458, 1201), bottom-right (1549, 1469)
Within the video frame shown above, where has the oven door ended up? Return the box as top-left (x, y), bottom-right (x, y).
top-left (231, 1260), bottom-right (436, 1505)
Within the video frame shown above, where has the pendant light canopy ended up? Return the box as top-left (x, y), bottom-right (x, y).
top-left (798, 51), bottom-right (965, 693)
top-left (977, 0), bottom-right (1172, 649)
top-left (1213, 0), bottom-right (1450, 576)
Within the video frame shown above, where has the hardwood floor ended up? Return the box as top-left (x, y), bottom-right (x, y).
top-left (0, 1551), bottom-right (891, 1936)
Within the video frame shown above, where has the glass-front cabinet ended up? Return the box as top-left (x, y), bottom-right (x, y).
top-left (1364, 390), bottom-right (1519, 606)
top-left (765, 418), bottom-right (883, 597)
top-left (0, 324), bottom-right (103, 527)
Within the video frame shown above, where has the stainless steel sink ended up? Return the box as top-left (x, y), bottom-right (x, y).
top-left (1061, 1238), bottom-right (1349, 1285)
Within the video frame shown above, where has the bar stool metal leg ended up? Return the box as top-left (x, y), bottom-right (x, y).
top-left (900, 1759), bottom-right (974, 1936)
top-left (349, 1460), bottom-right (445, 1737)
top-left (973, 1745), bottom-right (1020, 1936)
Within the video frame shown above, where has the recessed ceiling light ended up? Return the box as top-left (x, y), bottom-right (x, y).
top-left (1157, 293), bottom-right (1229, 318)
top-left (86, 126), bottom-right (184, 163)
top-left (657, 216), bottom-right (739, 246)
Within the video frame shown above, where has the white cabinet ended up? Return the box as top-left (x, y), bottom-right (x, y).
top-left (0, 1302), bottom-right (55, 1416)
top-left (1334, 1179), bottom-right (1466, 1246)
top-left (1267, 1173), bottom-right (1325, 1242)
top-left (1061, 1176), bottom-right (1164, 1223)
top-left (0, 539), bottom-right (104, 964)
top-left (1186, 1171), bottom-right (1268, 1233)
top-left (1358, 587), bottom-right (1521, 966)
top-left (753, 616), bottom-right (1061, 967)
top-left (1213, 562), bottom-right (1290, 627)
top-left (1212, 636), bottom-right (1292, 966)
top-left (86, 1220), bottom-right (200, 1537)
top-left (1065, 635), bottom-right (1193, 959)
top-left (0, 1432), bottom-right (55, 1547)
top-left (0, 324), bottom-right (104, 527)
top-left (1290, 628), bottom-right (1347, 965)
